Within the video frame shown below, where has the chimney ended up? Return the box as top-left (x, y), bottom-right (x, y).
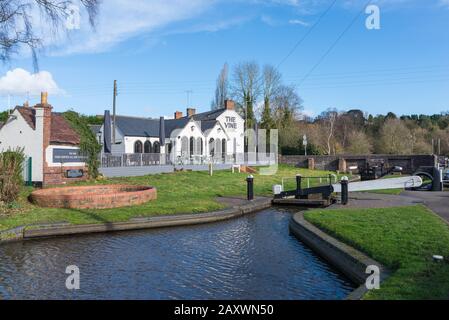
top-left (186, 108), bottom-right (196, 117)
top-left (224, 100), bottom-right (235, 110)
top-left (174, 111), bottom-right (183, 119)
top-left (34, 92), bottom-right (53, 185)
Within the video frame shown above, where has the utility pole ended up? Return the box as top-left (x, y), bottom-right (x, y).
top-left (112, 80), bottom-right (117, 144)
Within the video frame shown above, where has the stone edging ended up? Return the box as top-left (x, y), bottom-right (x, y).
top-left (0, 197), bottom-right (272, 244)
top-left (289, 212), bottom-right (390, 300)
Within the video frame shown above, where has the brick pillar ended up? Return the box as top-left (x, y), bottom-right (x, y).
top-left (308, 158), bottom-right (315, 170)
top-left (338, 158), bottom-right (347, 173)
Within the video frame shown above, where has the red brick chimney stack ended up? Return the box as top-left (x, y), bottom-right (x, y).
top-left (174, 111), bottom-right (183, 119)
top-left (224, 100), bottom-right (235, 110)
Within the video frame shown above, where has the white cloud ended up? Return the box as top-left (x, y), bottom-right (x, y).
top-left (0, 69), bottom-right (64, 96)
top-left (39, 0), bottom-right (220, 55)
top-left (289, 19), bottom-right (310, 26)
top-left (24, 0), bottom-right (443, 56)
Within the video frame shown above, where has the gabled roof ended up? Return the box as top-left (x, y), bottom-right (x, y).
top-left (163, 118), bottom-right (191, 138)
top-left (16, 107), bottom-right (36, 129)
top-left (14, 107), bottom-right (80, 146)
top-left (114, 115), bottom-right (160, 137)
top-left (190, 108), bottom-right (227, 121)
top-left (200, 120), bottom-right (218, 132)
top-left (50, 113), bottom-right (80, 145)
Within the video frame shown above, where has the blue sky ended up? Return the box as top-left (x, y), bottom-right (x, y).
top-left (1, 0), bottom-right (449, 118)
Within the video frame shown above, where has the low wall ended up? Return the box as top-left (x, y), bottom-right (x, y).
top-left (280, 154), bottom-right (437, 174)
top-left (0, 197), bottom-right (272, 242)
top-left (289, 212), bottom-right (390, 299)
top-left (31, 185), bottom-right (157, 209)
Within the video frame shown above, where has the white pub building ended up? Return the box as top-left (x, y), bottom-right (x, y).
top-left (97, 100), bottom-right (246, 166)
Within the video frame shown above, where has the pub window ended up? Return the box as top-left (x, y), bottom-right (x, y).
top-left (153, 141), bottom-right (161, 154)
top-left (134, 140), bottom-right (143, 153)
top-left (144, 141), bottom-right (152, 153)
top-left (190, 137), bottom-right (195, 156)
top-left (209, 138), bottom-right (215, 157)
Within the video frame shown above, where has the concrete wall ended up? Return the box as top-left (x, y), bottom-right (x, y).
top-left (280, 154), bottom-right (437, 174)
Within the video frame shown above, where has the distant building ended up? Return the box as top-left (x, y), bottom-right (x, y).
top-left (97, 100), bottom-right (245, 163)
top-left (0, 93), bottom-right (87, 185)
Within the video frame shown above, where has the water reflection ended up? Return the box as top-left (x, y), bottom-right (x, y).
top-left (0, 208), bottom-right (354, 299)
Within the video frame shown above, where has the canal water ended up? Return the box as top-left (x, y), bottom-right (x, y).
top-left (0, 208), bottom-right (355, 299)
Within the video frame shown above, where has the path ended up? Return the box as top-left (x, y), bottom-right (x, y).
top-left (401, 191), bottom-right (449, 223)
top-left (329, 191), bottom-right (449, 224)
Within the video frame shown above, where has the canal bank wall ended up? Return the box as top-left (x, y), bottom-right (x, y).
top-left (0, 197), bottom-right (272, 243)
top-left (289, 212), bottom-right (390, 300)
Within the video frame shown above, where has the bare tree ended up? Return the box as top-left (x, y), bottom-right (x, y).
top-left (260, 64), bottom-right (281, 130)
top-left (0, 0), bottom-right (100, 69)
top-left (231, 61), bottom-right (261, 129)
top-left (317, 109), bottom-right (338, 155)
top-left (211, 63), bottom-right (229, 110)
top-left (272, 84), bottom-right (302, 129)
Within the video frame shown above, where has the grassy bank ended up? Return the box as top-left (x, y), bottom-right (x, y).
top-left (305, 205), bottom-right (449, 299)
top-left (0, 165), bottom-right (338, 232)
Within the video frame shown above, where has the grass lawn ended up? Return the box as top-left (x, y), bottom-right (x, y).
top-left (0, 164), bottom-right (339, 232)
top-left (305, 205), bottom-right (449, 299)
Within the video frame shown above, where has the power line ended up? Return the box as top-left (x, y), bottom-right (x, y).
top-left (275, 0), bottom-right (338, 70)
top-left (297, 0), bottom-right (372, 88)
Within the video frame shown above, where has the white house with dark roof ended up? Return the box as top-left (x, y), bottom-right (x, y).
top-left (98, 100), bottom-right (245, 164)
top-left (0, 93), bottom-right (87, 185)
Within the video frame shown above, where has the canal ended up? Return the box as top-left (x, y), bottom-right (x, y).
top-left (0, 208), bottom-right (355, 299)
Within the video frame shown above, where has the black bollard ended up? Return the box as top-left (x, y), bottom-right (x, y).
top-left (296, 174), bottom-right (302, 199)
top-left (341, 176), bottom-right (349, 205)
top-left (247, 175), bottom-right (254, 201)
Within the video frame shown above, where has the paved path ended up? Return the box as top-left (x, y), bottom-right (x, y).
top-left (330, 192), bottom-right (422, 209)
top-left (401, 191), bottom-right (449, 223)
top-left (329, 191), bottom-right (449, 224)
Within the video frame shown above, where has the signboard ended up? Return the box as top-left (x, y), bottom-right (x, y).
top-left (66, 169), bottom-right (84, 179)
top-left (224, 116), bottom-right (238, 131)
top-left (53, 149), bottom-right (88, 163)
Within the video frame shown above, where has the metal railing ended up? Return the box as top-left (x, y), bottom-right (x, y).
top-left (281, 174), bottom-right (338, 190)
top-left (100, 152), bottom-right (277, 168)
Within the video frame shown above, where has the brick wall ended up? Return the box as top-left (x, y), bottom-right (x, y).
top-left (31, 185), bottom-right (157, 209)
top-left (38, 102), bottom-right (88, 186)
top-left (43, 165), bottom-right (89, 186)
top-left (279, 154), bottom-right (437, 174)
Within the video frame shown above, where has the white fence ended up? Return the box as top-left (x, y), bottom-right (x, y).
top-left (100, 152), bottom-right (277, 168)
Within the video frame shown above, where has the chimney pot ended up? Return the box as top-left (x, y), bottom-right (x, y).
top-left (187, 108), bottom-right (196, 117)
top-left (41, 92), bottom-right (48, 105)
top-left (224, 100), bottom-right (235, 110)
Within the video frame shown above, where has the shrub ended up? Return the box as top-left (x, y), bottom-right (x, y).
top-left (63, 111), bottom-right (102, 179)
top-left (0, 148), bottom-right (25, 204)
